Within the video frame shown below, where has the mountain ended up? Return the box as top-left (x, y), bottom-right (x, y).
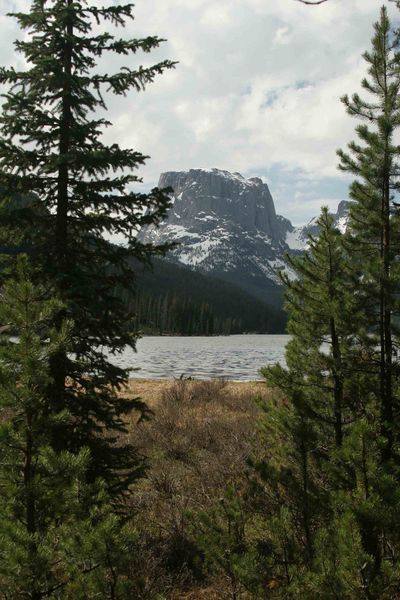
top-left (138, 168), bottom-right (349, 306)
top-left (287, 199), bottom-right (351, 248)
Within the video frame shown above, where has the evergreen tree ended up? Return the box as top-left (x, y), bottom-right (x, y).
top-left (249, 9), bottom-right (400, 596)
top-left (335, 5), bottom-right (400, 586)
top-left (0, 1), bottom-right (175, 494)
top-left (337, 5), bottom-right (400, 463)
top-left (253, 210), bottom-right (366, 592)
top-left (190, 487), bottom-right (261, 600)
top-left (0, 257), bottom-right (138, 599)
top-left (267, 208), bottom-right (358, 450)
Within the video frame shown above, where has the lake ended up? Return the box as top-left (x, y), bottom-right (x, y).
top-left (108, 334), bottom-right (290, 380)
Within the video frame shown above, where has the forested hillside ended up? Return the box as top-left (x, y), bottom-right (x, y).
top-left (129, 258), bottom-right (287, 334)
top-left (0, 194), bottom-right (286, 335)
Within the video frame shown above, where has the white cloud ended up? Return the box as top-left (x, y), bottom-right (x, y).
top-left (200, 5), bottom-right (234, 29)
top-left (0, 0), bottom-right (398, 223)
top-left (274, 26), bottom-right (291, 45)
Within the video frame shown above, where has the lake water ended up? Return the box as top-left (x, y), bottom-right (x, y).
top-left (109, 334), bottom-right (290, 380)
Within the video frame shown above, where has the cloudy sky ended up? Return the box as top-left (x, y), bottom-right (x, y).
top-left (1, 0), bottom-right (399, 224)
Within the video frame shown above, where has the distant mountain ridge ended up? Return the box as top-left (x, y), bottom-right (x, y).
top-left (293, 199), bottom-right (350, 242)
top-left (138, 168), bottom-right (349, 306)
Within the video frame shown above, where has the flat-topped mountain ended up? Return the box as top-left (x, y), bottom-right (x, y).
top-left (138, 168), bottom-right (349, 306)
top-left (157, 169), bottom-right (287, 241)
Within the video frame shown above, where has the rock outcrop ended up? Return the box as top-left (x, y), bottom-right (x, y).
top-left (157, 169), bottom-right (280, 240)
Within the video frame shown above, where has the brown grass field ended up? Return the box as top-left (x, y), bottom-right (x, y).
top-left (119, 378), bottom-right (273, 599)
top-left (123, 378), bottom-right (270, 409)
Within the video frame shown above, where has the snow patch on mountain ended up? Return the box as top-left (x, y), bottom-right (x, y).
top-left (336, 216), bottom-right (347, 233)
top-left (285, 227), bottom-right (308, 251)
top-left (179, 238), bottom-right (222, 266)
top-left (162, 224), bottom-right (201, 240)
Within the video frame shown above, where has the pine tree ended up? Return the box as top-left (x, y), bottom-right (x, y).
top-left (264, 208), bottom-right (358, 453)
top-left (254, 210), bottom-right (364, 589)
top-left (333, 5), bottom-right (400, 588)
top-left (254, 203), bottom-right (397, 595)
top-left (189, 487), bottom-right (261, 600)
top-left (0, 1), bottom-right (176, 494)
top-left (337, 5), bottom-right (400, 463)
top-left (0, 257), bottom-right (138, 599)
top-left (251, 9), bottom-right (400, 596)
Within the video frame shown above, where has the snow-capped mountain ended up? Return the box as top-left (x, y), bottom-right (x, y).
top-left (138, 169), bottom-right (349, 306)
top-left (287, 200), bottom-right (350, 249)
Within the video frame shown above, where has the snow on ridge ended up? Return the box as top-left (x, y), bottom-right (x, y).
top-left (178, 238), bottom-right (222, 266)
top-left (147, 168), bottom-right (351, 293)
top-left (258, 258), bottom-right (296, 284)
top-left (285, 228), bottom-right (307, 251)
top-left (190, 168), bottom-right (264, 188)
top-left (163, 224), bottom-right (201, 240)
top-left (194, 214), bottom-right (218, 222)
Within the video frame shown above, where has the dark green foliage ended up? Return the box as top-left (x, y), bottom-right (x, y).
top-left (190, 487), bottom-right (262, 599)
top-left (127, 258), bottom-right (287, 335)
top-left (0, 2), bottom-right (174, 597)
top-left (336, 6), bottom-right (400, 586)
top-left (270, 208), bottom-right (360, 449)
top-left (0, 1), bottom-right (175, 494)
top-left (338, 5), bottom-right (400, 463)
top-left (0, 258), bottom-right (139, 599)
top-left (133, 289), bottom-right (217, 336)
top-left (252, 210), bottom-right (370, 596)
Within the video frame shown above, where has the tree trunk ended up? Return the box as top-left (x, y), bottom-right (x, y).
top-left (380, 170), bottom-right (393, 462)
top-left (330, 317), bottom-right (343, 448)
top-left (327, 234), bottom-right (343, 447)
top-left (379, 34), bottom-right (393, 463)
top-left (51, 0), bottom-right (73, 413)
top-left (300, 423), bottom-right (314, 562)
top-left (24, 411), bottom-right (42, 600)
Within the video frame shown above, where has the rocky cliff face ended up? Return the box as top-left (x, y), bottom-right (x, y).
top-left (157, 169), bottom-right (283, 240)
top-left (138, 168), bottom-right (349, 306)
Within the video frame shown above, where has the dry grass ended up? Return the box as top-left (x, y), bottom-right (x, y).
top-left (123, 378), bottom-right (270, 410)
top-left (122, 378), bottom-right (271, 599)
